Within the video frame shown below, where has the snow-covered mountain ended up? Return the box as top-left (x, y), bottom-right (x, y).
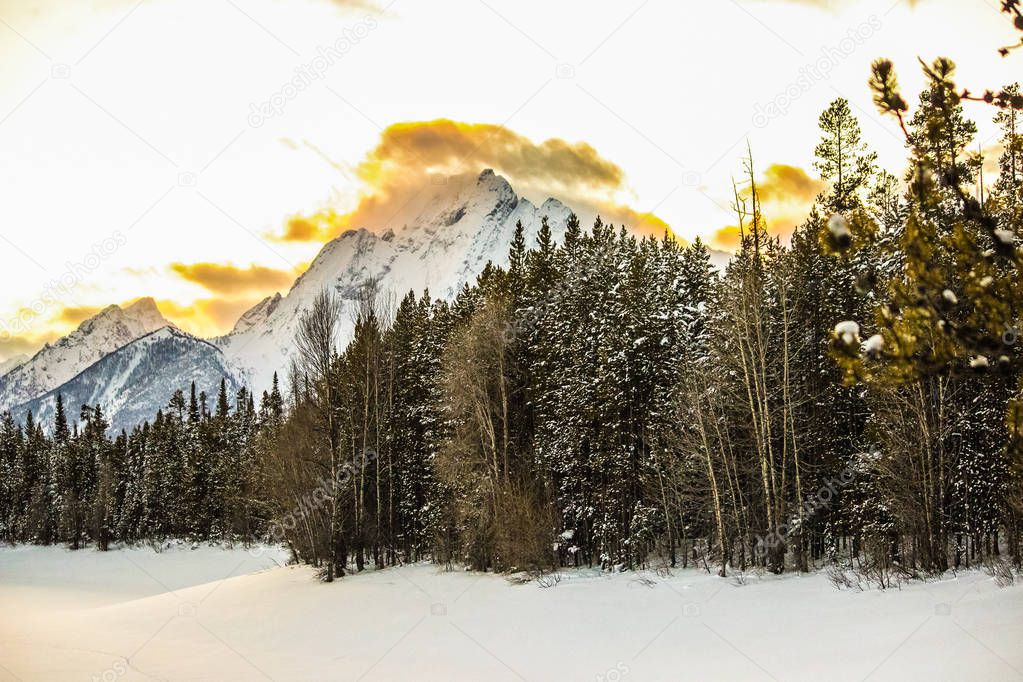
top-left (14, 327), bottom-right (247, 435)
top-left (0, 354), bottom-right (28, 379)
top-left (229, 293), bottom-right (283, 335)
top-left (2, 169), bottom-right (730, 431)
top-left (217, 169), bottom-right (574, 393)
top-left (0, 298), bottom-right (170, 412)
top-left (1, 170), bottom-right (573, 426)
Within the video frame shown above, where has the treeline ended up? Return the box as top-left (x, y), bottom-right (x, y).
top-left (263, 80), bottom-right (1022, 579)
top-left (0, 381), bottom-right (276, 549)
top-left (1, 78), bottom-right (1021, 582)
top-left (265, 214), bottom-right (717, 578)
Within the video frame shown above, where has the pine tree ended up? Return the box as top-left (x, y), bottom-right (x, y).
top-left (0, 412), bottom-right (23, 540)
top-left (508, 220), bottom-right (527, 285)
top-left (905, 60), bottom-right (980, 217)
top-left (814, 98), bottom-right (878, 212)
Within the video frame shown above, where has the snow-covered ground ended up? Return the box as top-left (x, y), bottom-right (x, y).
top-left (1, 546), bottom-right (1021, 681)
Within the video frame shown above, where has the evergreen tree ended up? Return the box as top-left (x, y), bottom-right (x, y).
top-left (814, 98), bottom-right (878, 211)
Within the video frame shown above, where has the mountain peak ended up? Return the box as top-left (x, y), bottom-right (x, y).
top-left (124, 297), bottom-right (168, 327)
top-left (77, 298), bottom-right (169, 339)
top-left (476, 168), bottom-right (511, 191)
top-left (126, 296), bottom-right (158, 314)
top-left (0, 297), bottom-right (173, 411)
top-left (216, 168), bottom-right (574, 395)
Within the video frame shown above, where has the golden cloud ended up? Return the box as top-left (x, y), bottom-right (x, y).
top-left (0, 332), bottom-right (58, 362)
top-left (272, 119), bottom-right (675, 243)
top-left (280, 210), bottom-right (343, 243)
top-left (354, 120), bottom-right (624, 195)
top-left (160, 262), bottom-right (312, 336)
top-left (58, 305), bottom-right (105, 326)
top-left (1, 301), bottom-right (125, 362)
top-left (755, 164), bottom-right (824, 203)
top-left (1, 302), bottom-right (103, 356)
top-left (155, 297), bottom-right (264, 338)
top-left (1, 260), bottom-right (306, 360)
top-left (169, 262), bottom-right (301, 296)
top-left (713, 225), bottom-right (744, 251)
top-left (605, 205), bottom-right (672, 239)
top-left (711, 163), bottom-right (824, 251)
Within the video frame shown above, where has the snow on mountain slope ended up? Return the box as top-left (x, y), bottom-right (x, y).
top-left (0, 170), bottom-right (728, 423)
top-left (217, 169), bottom-right (573, 393)
top-left (14, 326), bottom-right (247, 435)
top-left (0, 298), bottom-right (169, 412)
top-left (0, 354), bottom-right (28, 379)
top-left (229, 292), bottom-right (283, 335)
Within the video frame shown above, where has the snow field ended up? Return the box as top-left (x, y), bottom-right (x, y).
top-left (1, 546), bottom-right (1021, 681)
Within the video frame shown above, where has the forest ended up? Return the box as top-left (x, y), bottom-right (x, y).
top-left (1, 52), bottom-right (1022, 588)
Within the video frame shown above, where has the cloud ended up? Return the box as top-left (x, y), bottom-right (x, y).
top-left (0, 331), bottom-right (57, 362)
top-left (0, 301), bottom-right (114, 361)
top-left (271, 119), bottom-right (675, 243)
top-left (711, 163), bottom-right (824, 250)
top-left (607, 205), bottom-right (672, 238)
top-left (713, 225), bottom-right (745, 251)
top-left (155, 297), bottom-right (265, 338)
top-left (169, 262), bottom-right (300, 296)
top-left (280, 210), bottom-right (342, 243)
top-left (58, 305), bottom-right (105, 326)
top-left (0, 301), bottom-right (101, 358)
top-left (755, 164), bottom-right (824, 203)
top-left (355, 120), bottom-right (624, 196)
top-left (161, 262), bottom-right (313, 336)
top-left (2, 259), bottom-right (305, 359)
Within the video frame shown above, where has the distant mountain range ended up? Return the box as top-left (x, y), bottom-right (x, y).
top-left (13, 327), bottom-right (246, 435)
top-left (0, 298), bottom-right (169, 413)
top-left (0, 170), bottom-right (729, 433)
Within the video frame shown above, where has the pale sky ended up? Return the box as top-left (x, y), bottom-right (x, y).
top-left (0, 0), bottom-right (1017, 359)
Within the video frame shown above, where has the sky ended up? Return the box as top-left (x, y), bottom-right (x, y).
top-left (0, 0), bottom-right (1018, 361)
